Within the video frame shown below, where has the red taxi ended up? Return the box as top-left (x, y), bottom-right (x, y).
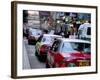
top-left (46, 38), bottom-right (91, 68)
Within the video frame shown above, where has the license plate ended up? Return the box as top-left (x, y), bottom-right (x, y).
top-left (79, 61), bottom-right (89, 66)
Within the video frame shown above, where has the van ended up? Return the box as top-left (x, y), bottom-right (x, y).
top-left (78, 23), bottom-right (91, 41)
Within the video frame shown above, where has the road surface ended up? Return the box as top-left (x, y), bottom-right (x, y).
top-left (23, 38), bottom-right (45, 69)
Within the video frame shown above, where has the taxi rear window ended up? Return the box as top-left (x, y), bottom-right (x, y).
top-left (61, 42), bottom-right (90, 53)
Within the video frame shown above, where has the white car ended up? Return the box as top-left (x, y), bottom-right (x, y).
top-left (28, 28), bottom-right (42, 45)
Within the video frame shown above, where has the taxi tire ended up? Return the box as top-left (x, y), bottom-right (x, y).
top-left (28, 40), bottom-right (31, 45)
top-left (35, 50), bottom-right (38, 57)
top-left (46, 62), bottom-right (50, 68)
top-left (38, 55), bottom-right (44, 62)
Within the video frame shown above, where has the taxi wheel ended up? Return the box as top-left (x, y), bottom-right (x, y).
top-left (28, 40), bottom-right (31, 45)
top-left (46, 62), bottom-right (50, 68)
top-left (35, 50), bottom-right (38, 57)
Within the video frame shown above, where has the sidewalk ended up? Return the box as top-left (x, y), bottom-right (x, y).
top-left (23, 39), bottom-right (31, 69)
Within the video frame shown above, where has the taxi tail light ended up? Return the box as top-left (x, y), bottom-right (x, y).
top-left (28, 36), bottom-right (35, 39)
top-left (40, 45), bottom-right (49, 53)
top-left (61, 62), bottom-right (66, 67)
top-left (60, 59), bottom-right (67, 67)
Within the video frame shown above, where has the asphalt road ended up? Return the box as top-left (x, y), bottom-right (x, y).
top-left (23, 38), bottom-right (45, 69)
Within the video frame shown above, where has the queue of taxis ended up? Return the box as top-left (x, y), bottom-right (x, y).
top-left (27, 28), bottom-right (91, 68)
